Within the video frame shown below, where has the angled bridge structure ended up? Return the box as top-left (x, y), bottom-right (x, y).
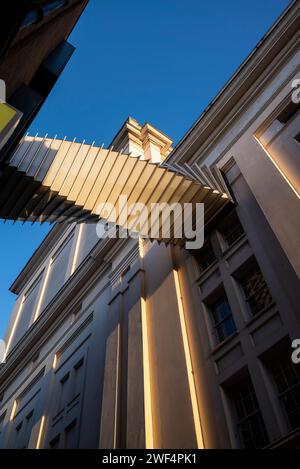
top-left (0, 135), bottom-right (231, 244)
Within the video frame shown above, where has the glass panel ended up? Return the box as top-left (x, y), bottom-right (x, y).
top-left (195, 241), bottom-right (216, 273)
top-left (231, 375), bottom-right (269, 448)
top-left (56, 373), bottom-right (70, 414)
top-left (211, 296), bottom-right (236, 343)
top-left (269, 353), bottom-right (300, 431)
top-left (212, 298), bottom-right (231, 323)
top-left (220, 212), bottom-right (244, 247)
top-left (64, 421), bottom-right (77, 449)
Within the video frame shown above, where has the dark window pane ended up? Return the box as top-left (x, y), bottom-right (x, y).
top-left (210, 295), bottom-right (236, 343)
top-left (195, 241), bottom-right (216, 273)
top-left (268, 351), bottom-right (300, 431)
top-left (219, 211), bottom-right (244, 248)
top-left (212, 299), bottom-right (231, 322)
top-left (277, 101), bottom-right (300, 124)
top-left (230, 375), bottom-right (269, 448)
top-left (49, 435), bottom-right (60, 449)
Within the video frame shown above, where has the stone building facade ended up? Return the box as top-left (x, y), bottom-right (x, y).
top-left (0, 1), bottom-right (299, 449)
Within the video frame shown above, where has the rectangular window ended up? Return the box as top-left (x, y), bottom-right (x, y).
top-left (295, 132), bottom-right (300, 144)
top-left (240, 261), bottom-right (272, 316)
top-left (195, 240), bottom-right (216, 273)
top-left (0, 412), bottom-right (6, 448)
top-left (230, 373), bottom-right (269, 448)
top-left (14, 409), bottom-right (34, 449)
top-left (49, 434), bottom-right (60, 449)
top-left (56, 372), bottom-right (70, 414)
top-left (71, 358), bottom-right (84, 401)
top-left (267, 350), bottom-right (300, 431)
top-left (277, 101), bottom-right (300, 124)
top-left (23, 410), bottom-right (34, 449)
top-left (218, 211), bottom-right (244, 249)
top-left (15, 421), bottom-right (23, 449)
top-left (210, 294), bottom-right (237, 343)
top-left (64, 420), bottom-right (77, 449)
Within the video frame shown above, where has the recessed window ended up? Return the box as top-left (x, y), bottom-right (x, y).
top-left (0, 411), bottom-right (6, 442)
top-left (239, 260), bottom-right (273, 316)
top-left (277, 101), bottom-right (300, 124)
top-left (56, 372), bottom-right (70, 414)
top-left (71, 359), bottom-right (84, 401)
top-left (209, 294), bottom-right (237, 344)
top-left (195, 240), bottom-right (216, 273)
top-left (218, 210), bottom-right (244, 249)
top-left (64, 420), bottom-right (77, 449)
top-left (15, 421), bottom-right (23, 432)
top-left (229, 373), bottom-right (269, 448)
top-left (49, 434), bottom-right (60, 449)
top-left (295, 133), bottom-right (300, 144)
top-left (267, 348), bottom-right (300, 431)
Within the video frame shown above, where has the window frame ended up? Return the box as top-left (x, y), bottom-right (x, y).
top-left (236, 258), bottom-right (273, 318)
top-left (228, 372), bottom-right (269, 449)
top-left (209, 294), bottom-right (237, 344)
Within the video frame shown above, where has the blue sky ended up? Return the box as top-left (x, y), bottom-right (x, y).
top-left (0, 0), bottom-right (291, 338)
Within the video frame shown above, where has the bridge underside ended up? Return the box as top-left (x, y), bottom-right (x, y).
top-left (0, 136), bottom-right (231, 245)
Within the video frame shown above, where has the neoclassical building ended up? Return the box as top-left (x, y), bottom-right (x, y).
top-left (0, 1), bottom-right (299, 449)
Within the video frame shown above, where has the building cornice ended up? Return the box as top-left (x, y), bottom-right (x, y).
top-left (140, 123), bottom-right (173, 158)
top-left (167, 0), bottom-right (300, 165)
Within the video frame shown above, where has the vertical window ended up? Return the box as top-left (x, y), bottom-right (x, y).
top-left (209, 294), bottom-right (237, 343)
top-left (295, 132), bottom-right (300, 144)
top-left (64, 420), bottom-right (77, 449)
top-left (277, 101), bottom-right (300, 124)
top-left (49, 434), bottom-right (60, 449)
top-left (218, 210), bottom-right (244, 249)
top-left (195, 240), bottom-right (216, 273)
top-left (57, 373), bottom-right (70, 414)
top-left (23, 410), bottom-right (34, 449)
top-left (0, 412), bottom-right (6, 448)
top-left (15, 421), bottom-right (23, 449)
top-left (71, 359), bottom-right (84, 401)
top-left (267, 350), bottom-right (300, 431)
top-left (13, 409), bottom-right (34, 449)
top-left (239, 260), bottom-right (272, 316)
top-left (230, 373), bottom-right (269, 448)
